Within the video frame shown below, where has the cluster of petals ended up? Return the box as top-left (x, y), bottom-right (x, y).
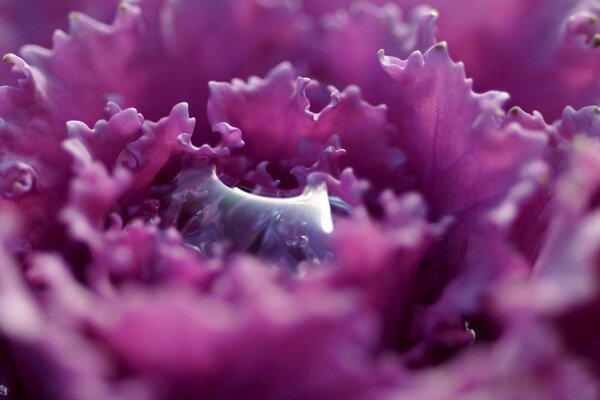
top-left (1, 1), bottom-right (600, 399)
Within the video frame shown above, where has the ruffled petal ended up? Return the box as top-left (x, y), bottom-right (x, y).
top-left (16, 0), bottom-right (313, 138)
top-left (382, 322), bottom-right (600, 400)
top-left (0, 0), bottom-right (121, 83)
top-left (0, 54), bottom-right (74, 247)
top-left (380, 43), bottom-right (549, 255)
top-left (0, 221), bottom-right (396, 399)
top-left (66, 102), bottom-right (195, 201)
top-left (317, 2), bottom-right (437, 104)
top-left (208, 62), bottom-right (406, 191)
top-left (325, 191), bottom-right (449, 348)
top-left (396, 0), bottom-right (600, 120)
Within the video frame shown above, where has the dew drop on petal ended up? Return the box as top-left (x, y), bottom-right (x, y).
top-left (170, 163), bottom-right (346, 270)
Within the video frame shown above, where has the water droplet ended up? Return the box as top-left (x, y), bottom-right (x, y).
top-left (168, 163), bottom-right (348, 269)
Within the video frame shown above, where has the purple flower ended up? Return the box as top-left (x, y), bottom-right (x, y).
top-left (1, 1), bottom-right (600, 399)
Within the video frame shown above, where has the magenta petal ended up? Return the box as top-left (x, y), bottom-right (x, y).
top-left (0, 54), bottom-right (73, 247)
top-left (401, 0), bottom-right (600, 119)
top-left (208, 62), bottom-right (406, 191)
top-left (16, 0), bottom-right (313, 136)
top-left (380, 44), bottom-right (548, 260)
top-left (326, 191), bottom-right (448, 348)
top-left (0, 0), bottom-right (121, 83)
top-left (66, 102), bottom-right (195, 202)
top-left (319, 2), bottom-right (437, 104)
top-left (382, 322), bottom-right (600, 400)
top-left (97, 263), bottom-right (392, 399)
